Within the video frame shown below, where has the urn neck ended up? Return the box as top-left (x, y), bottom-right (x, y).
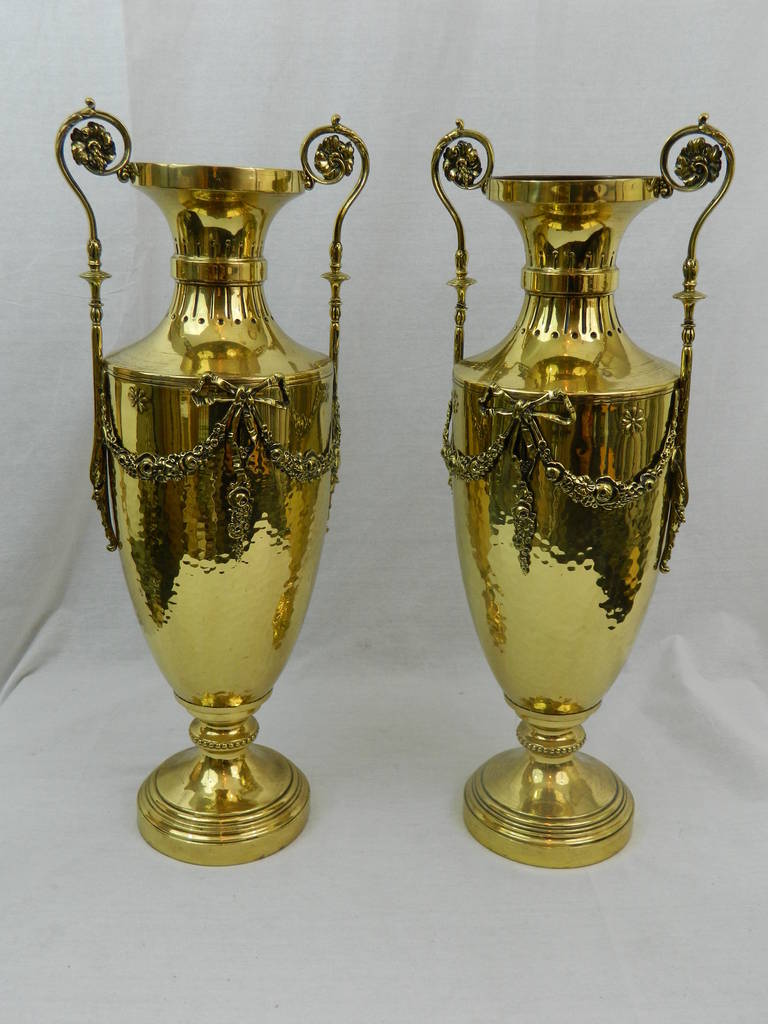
top-left (132, 162), bottom-right (304, 333)
top-left (167, 255), bottom-right (271, 328)
top-left (132, 160), bottom-right (303, 276)
top-left (486, 175), bottom-right (658, 298)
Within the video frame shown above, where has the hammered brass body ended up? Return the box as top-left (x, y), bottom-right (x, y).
top-left (110, 374), bottom-right (331, 711)
top-left (453, 390), bottom-right (674, 703)
top-left (113, 176), bottom-right (328, 864)
top-left (57, 102), bottom-right (368, 865)
top-left (433, 122), bottom-right (733, 867)
top-left (454, 179), bottom-right (676, 706)
top-left (108, 171), bottom-right (332, 710)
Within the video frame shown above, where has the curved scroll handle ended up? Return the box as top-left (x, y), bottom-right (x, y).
top-left (431, 120), bottom-right (494, 363)
top-left (56, 98), bottom-right (136, 549)
top-left (654, 114), bottom-right (734, 571)
top-left (656, 113), bottom-right (734, 361)
top-left (300, 116), bottom-right (369, 483)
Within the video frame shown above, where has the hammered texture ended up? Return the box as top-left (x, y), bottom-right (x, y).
top-left (108, 370), bottom-right (332, 710)
top-left (452, 384), bottom-right (675, 713)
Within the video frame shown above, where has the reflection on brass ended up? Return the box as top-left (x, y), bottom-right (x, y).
top-left (432, 115), bottom-right (733, 868)
top-left (57, 99), bottom-right (369, 865)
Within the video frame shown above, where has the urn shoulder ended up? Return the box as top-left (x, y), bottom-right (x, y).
top-left (106, 314), bottom-right (333, 388)
top-left (454, 324), bottom-right (679, 399)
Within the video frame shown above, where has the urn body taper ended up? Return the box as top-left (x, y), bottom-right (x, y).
top-left (433, 118), bottom-right (733, 867)
top-left (57, 101), bottom-right (368, 864)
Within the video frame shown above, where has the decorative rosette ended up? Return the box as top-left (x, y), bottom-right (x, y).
top-left (442, 140), bottom-right (483, 188)
top-left (70, 121), bottom-right (117, 172)
top-left (314, 135), bottom-right (355, 181)
top-left (674, 137), bottom-right (722, 187)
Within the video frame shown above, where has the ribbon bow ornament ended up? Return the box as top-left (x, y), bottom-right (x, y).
top-left (478, 388), bottom-right (576, 573)
top-left (190, 373), bottom-right (291, 555)
top-left (191, 372), bottom-right (291, 469)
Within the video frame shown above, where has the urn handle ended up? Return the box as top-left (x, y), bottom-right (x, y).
top-left (300, 117), bottom-right (369, 423)
top-left (653, 115), bottom-right (734, 570)
top-left (56, 98), bottom-right (136, 550)
top-left (431, 121), bottom-right (495, 363)
top-left (656, 114), bottom-right (735, 366)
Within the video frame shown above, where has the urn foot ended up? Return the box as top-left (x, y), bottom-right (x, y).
top-left (463, 743), bottom-right (634, 868)
top-left (137, 741), bottom-right (310, 866)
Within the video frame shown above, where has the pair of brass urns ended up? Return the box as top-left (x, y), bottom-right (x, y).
top-left (56, 100), bottom-right (733, 867)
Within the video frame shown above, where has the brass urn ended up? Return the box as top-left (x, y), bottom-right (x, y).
top-left (432, 116), bottom-right (733, 867)
top-left (57, 99), bottom-right (368, 864)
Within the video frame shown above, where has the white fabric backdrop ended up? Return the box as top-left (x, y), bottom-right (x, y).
top-left (1, 1), bottom-right (766, 1020)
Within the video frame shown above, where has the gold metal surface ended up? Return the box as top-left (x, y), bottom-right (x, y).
top-left (433, 116), bottom-right (733, 867)
top-left (57, 100), bottom-right (369, 864)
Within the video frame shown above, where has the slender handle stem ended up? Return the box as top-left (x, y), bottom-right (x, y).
top-left (654, 114), bottom-right (734, 571)
top-left (300, 118), bottom-right (369, 386)
top-left (656, 113), bottom-right (735, 371)
top-left (300, 117), bottom-right (369, 491)
top-left (56, 98), bottom-right (135, 549)
top-left (431, 121), bottom-right (494, 363)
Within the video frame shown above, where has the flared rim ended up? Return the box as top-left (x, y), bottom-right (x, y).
top-left (133, 162), bottom-right (305, 194)
top-left (487, 175), bottom-right (659, 204)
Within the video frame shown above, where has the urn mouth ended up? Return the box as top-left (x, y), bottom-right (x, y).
top-left (133, 162), bottom-right (305, 194)
top-left (487, 176), bottom-right (659, 205)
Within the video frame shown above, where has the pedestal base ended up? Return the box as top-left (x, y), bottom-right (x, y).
top-left (464, 747), bottom-right (633, 868)
top-left (137, 743), bottom-right (310, 866)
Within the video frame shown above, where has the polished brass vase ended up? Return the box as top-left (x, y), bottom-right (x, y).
top-left (57, 99), bottom-right (368, 864)
top-left (432, 116), bottom-right (733, 867)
